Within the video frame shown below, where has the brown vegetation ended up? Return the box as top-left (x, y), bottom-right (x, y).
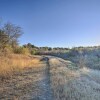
top-left (0, 54), bottom-right (42, 80)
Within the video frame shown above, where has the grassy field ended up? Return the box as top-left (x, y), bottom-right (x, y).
top-left (49, 57), bottom-right (100, 100)
top-left (1, 55), bottom-right (100, 100)
top-left (0, 54), bottom-right (42, 80)
top-left (0, 55), bottom-right (46, 99)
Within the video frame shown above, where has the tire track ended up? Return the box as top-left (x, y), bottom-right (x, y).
top-left (34, 57), bottom-right (53, 100)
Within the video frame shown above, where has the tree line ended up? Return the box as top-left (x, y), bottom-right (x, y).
top-left (0, 21), bottom-right (70, 55)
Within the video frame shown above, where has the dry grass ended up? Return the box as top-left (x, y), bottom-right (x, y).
top-left (1, 55), bottom-right (100, 100)
top-left (0, 54), bottom-right (42, 80)
top-left (0, 59), bottom-right (46, 100)
top-left (49, 58), bottom-right (80, 100)
top-left (49, 58), bottom-right (100, 100)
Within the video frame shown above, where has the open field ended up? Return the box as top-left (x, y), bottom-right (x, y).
top-left (49, 57), bottom-right (100, 100)
top-left (0, 55), bottom-right (100, 100)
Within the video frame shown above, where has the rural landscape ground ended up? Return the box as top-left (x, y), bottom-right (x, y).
top-left (0, 55), bottom-right (100, 100)
top-left (0, 0), bottom-right (100, 100)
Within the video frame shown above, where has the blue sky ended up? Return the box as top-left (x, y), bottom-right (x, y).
top-left (0, 0), bottom-right (100, 47)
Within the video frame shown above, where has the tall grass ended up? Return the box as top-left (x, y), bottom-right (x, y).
top-left (0, 54), bottom-right (42, 80)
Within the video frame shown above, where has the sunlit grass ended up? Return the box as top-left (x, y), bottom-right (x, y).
top-left (0, 54), bottom-right (42, 80)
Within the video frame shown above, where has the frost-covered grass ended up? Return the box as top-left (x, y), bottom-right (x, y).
top-left (64, 68), bottom-right (100, 100)
top-left (49, 57), bottom-right (100, 100)
top-left (84, 68), bottom-right (100, 84)
top-left (64, 76), bottom-right (100, 100)
top-left (49, 58), bottom-right (80, 100)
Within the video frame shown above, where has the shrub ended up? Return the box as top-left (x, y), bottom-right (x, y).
top-left (31, 50), bottom-right (39, 55)
top-left (14, 47), bottom-right (30, 55)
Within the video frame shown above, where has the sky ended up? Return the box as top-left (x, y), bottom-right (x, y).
top-left (0, 0), bottom-right (100, 47)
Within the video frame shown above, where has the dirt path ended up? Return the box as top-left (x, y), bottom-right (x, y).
top-left (33, 57), bottom-right (53, 100)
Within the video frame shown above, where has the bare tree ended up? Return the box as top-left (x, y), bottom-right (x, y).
top-left (3, 22), bottom-right (23, 48)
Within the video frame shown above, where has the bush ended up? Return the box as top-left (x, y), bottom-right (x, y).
top-left (31, 50), bottom-right (39, 55)
top-left (14, 47), bottom-right (30, 55)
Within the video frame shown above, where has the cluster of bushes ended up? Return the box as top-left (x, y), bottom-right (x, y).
top-left (43, 46), bottom-right (100, 70)
top-left (0, 21), bottom-right (39, 55)
top-left (65, 47), bottom-right (100, 70)
top-left (13, 47), bottom-right (30, 55)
